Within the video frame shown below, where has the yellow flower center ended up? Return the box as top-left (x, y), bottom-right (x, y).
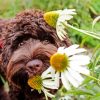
top-left (50, 53), bottom-right (69, 72)
top-left (28, 75), bottom-right (42, 91)
top-left (44, 11), bottom-right (59, 28)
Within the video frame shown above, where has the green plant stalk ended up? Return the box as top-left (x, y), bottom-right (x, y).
top-left (0, 75), bottom-right (5, 84)
top-left (85, 74), bottom-right (100, 83)
top-left (62, 22), bottom-right (100, 40)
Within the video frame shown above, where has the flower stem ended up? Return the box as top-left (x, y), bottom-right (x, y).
top-left (62, 22), bottom-right (100, 40)
top-left (85, 74), bottom-right (100, 82)
top-left (0, 75), bottom-right (5, 84)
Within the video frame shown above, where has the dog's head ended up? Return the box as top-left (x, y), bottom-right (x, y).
top-left (1, 10), bottom-right (71, 89)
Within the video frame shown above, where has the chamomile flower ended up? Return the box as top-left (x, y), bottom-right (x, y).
top-left (28, 70), bottom-right (59, 100)
top-left (46, 44), bottom-right (90, 90)
top-left (44, 9), bottom-right (76, 40)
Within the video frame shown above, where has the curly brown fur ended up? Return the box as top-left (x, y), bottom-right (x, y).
top-left (0, 9), bottom-right (71, 100)
top-left (0, 19), bottom-right (10, 100)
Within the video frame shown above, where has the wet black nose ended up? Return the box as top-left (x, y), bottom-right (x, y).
top-left (26, 59), bottom-right (43, 71)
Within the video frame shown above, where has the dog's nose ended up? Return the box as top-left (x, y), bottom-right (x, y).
top-left (26, 59), bottom-right (43, 71)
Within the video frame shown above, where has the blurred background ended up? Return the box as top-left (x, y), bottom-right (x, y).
top-left (0, 0), bottom-right (100, 48)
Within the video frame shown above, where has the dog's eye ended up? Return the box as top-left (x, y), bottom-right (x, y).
top-left (18, 41), bottom-right (26, 47)
top-left (43, 40), bottom-right (50, 44)
top-left (19, 42), bottom-right (24, 46)
top-left (38, 34), bottom-right (55, 44)
top-left (43, 36), bottom-right (51, 43)
top-left (44, 40), bottom-right (49, 43)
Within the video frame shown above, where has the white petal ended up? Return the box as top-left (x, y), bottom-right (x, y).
top-left (42, 67), bottom-right (55, 79)
top-left (61, 9), bottom-right (76, 15)
top-left (56, 31), bottom-right (64, 41)
top-left (60, 9), bottom-right (76, 21)
top-left (64, 71), bottom-right (80, 87)
top-left (56, 29), bottom-right (66, 40)
top-left (43, 84), bottom-right (58, 89)
top-left (70, 57), bottom-right (90, 66)
top-left (65, 48), bottom-right (86, 56)
top-left (61, 72), bottom-right (71, 90)
top-left (42, 88), bottom-right (55, 98)
top-left (43, 80), bottom-right (58, 89)
top-left (70, 64), bottom-right (90, 75)
top-left (60, 28), bottom-right (67, 36)
top-left (42, 74), bottom-right (52, 79)
top-left (66, 44), bottom-right (79, 50)
top-left (55, 72), bottom-right (60, 88)
top-left (69, 55), bottom-right (90, 61)
top-left (68, 68), bottom-right (84, 83)
top-left (58, 15), bottom-right (73, 22)
top-left (50, 66), bottom-right (56, 79)
top-left (57, 47), bottom-right (65, 54)
top-left (69, 55), bottom-right (90, 65)
top-left (56, 21), bottom-right (67, 40)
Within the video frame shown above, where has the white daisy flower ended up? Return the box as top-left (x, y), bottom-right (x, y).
top-left (28, 70), bottom-right (59, 100)
top-left (44, 9), bottom-right (76, 40)
top-left (56, 9), bottom-right (76, 40)
top-left (46, 44), bottom-right (90, 90)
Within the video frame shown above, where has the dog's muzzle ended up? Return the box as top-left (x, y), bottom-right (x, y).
top-left (26, 59), bottom-right (43, 77)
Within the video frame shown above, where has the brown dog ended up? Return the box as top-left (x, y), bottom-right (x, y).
top-left (0, 9), bottom-right (71, 100)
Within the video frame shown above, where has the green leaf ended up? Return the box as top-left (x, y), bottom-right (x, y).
top-left (91, 93), bottom-right (100, 100)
